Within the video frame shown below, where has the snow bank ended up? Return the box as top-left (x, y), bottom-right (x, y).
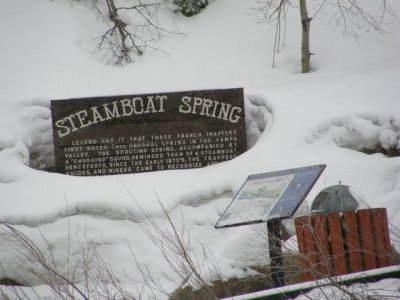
top-left (0, 0), bottom-right (400, 298)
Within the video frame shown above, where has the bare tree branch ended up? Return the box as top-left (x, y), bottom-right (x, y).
top-left (88, 0), bottom-right (179, 65)
top-left (254, 0), bottom-right (396, 72)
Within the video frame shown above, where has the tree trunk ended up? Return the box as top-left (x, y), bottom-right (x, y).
top-left (106, 0), bottom-right (133, 59)
top-left (300, 0), bottom-right (311, 73)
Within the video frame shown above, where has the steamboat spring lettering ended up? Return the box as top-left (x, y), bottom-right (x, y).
top-left (55, 96), bottom-right (243, 138)
top-left (55, 96), bottom-right (167, 138)
top-left (178, 96), bottom-right (242, 123)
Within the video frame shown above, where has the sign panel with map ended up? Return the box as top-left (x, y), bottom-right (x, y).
top-left (215, 164), bottom-right (326, 228)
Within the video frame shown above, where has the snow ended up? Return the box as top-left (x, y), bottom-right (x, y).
top-left (0, 0), bottom-right (400, 298)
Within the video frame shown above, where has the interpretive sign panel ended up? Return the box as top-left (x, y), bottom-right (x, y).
top-left (215, 164), bottom-right (326, 228)
top-left (51, 88), bottom-right (246, 176)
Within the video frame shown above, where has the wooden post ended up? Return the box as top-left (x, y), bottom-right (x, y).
top-left (378, 208), bottom-right (393, 265)
top-left (314, 214), bottom-right (333, 276)
top-left (302, 218), bottom-right (320, 279)
top-left (328, 213), bottom-right (347, 275)
top-left (267, 218), bottom-right (284, 287)
top-left (358, 209), bottom-right (377, 270)
top-left (343, 211), bottom-right (363, 273)
top-left (295, 216), bottom-right (313, 281)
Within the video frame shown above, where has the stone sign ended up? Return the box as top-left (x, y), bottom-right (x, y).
top-left (51, 88), bottom-right (247, 176)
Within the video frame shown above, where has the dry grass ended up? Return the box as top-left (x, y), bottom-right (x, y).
top-left (170, 254), bottom-right (304, 300)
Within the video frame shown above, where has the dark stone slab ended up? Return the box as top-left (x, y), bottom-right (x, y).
top-left (51, 88), bottom-right (247, 176)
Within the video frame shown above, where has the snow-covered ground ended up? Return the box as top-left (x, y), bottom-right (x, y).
top-left (1, 0), bottom-right (400, 299)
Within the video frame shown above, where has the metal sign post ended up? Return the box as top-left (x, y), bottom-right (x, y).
top-left (267, 218), bottom-right (284, 287)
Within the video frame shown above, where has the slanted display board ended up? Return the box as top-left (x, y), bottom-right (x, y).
top-left (51, 88), bottom-right (246, 176)
top-left (215, 164), bottom-right (326, 228)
